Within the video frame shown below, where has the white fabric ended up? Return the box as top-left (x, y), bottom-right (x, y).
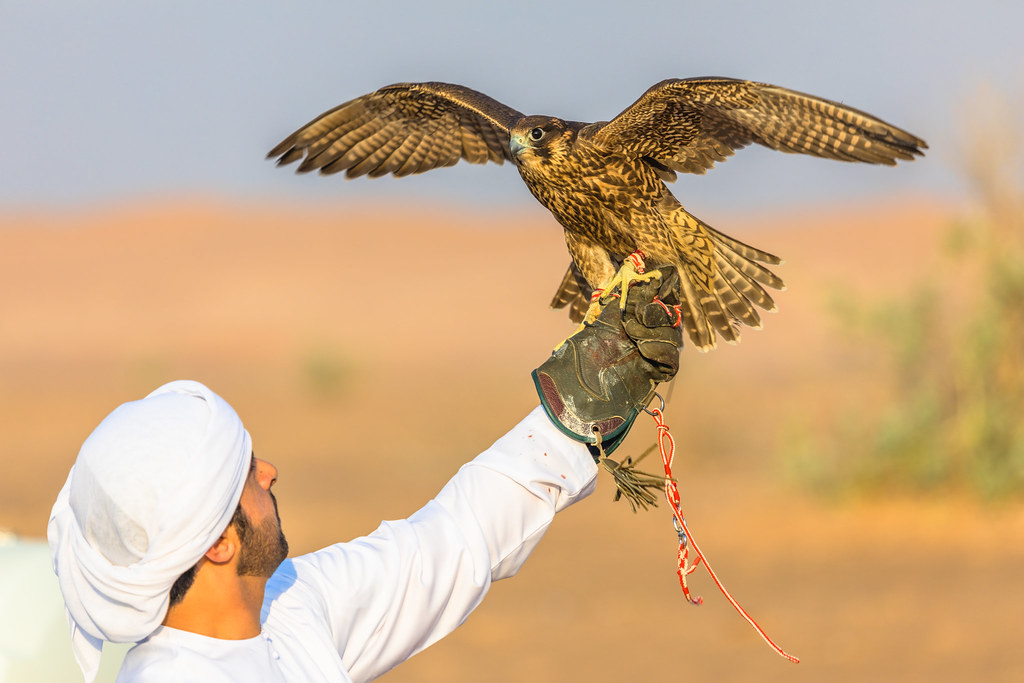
top-left (116, 406), bottom-right (597, 682)
top-left (116, 628), bottom-right (286, 683)
top-left (48, 381), bottom-right (252, 683)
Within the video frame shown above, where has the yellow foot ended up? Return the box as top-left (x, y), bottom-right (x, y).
top-left (580, 289), bottom-right (606, 326)
top-left (554, 252), bottom-right (661, 350)
top-left (600, 251), bottom-right (662, 316)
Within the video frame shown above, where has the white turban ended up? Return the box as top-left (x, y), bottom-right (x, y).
top-left (47, 380), bottom-right (252, 682)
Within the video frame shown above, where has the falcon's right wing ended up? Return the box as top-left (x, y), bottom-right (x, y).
top-left (269, 82), bottom-right (524, 178)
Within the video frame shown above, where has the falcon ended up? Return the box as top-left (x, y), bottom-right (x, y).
top-left (269, 78), bottom-right (926, 350)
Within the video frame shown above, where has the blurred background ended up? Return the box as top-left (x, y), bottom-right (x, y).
top-left (1, 1), bottom-right (1022, 681)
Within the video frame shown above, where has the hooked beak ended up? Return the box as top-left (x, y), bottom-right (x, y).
top-left (509, 134), bottom-right (527, 158)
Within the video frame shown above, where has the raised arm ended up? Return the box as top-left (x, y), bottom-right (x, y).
top-left (261, 266), bottom-right (683, 681)
top-left (280, 407), bottom-right (596, 682)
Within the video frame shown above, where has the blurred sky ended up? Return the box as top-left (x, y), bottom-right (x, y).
top-left (1, 0), bottom-right (1022, 213)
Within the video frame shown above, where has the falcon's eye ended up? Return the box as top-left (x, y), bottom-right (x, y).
top-left (529, 127), bottom-right (545, 142)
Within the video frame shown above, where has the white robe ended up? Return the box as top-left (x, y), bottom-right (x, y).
top-left (115, 407), bottom-right (597, 682)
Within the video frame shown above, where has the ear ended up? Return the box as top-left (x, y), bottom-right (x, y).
top-left (204, 526), bottom-right (239, 565)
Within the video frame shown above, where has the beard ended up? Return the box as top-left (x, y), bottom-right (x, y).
top-left (235, 492), bottom-right (289, 578)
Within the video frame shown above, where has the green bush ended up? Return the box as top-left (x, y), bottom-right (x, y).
top-left (301, 343), bottom-right (352, 400)
top-left (787, 99), bottom-right (1024, 500)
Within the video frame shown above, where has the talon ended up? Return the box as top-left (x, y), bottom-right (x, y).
top-left (561, 251), bottom-right (663, 344)
top-left (597, 251), bottom-right (662, 312)
top-left (581, 293), bottom-right (607, 326)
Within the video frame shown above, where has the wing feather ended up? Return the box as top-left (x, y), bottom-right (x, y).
top-left (394, 130), bottom-right (430, 176)
top-left (593, 77), bottom-right (927, 175)
top-left (269, 82), bottom-right (524, 177)
top-left (352, 132), bottom-right (407, 179)
top-left (377, 130), bottom-right (425, 177)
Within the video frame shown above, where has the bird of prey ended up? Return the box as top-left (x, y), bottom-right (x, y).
top-left (269, 78), bottom-right (926, 350)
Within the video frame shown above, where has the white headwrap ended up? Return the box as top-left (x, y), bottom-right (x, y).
top-left (47, 380), bottom-right (252, 682)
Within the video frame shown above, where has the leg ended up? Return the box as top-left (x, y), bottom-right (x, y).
top-left (584, 251), bottom-right (662, 323)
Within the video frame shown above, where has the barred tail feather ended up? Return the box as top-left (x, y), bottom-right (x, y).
top-left (712, 256), bottom-right (764, 329)
top-left (550, 261), bottom-right (593, 323)
top-left (668, 208), bottom-right (785, 349)
top-left (703, 223), bottom-right (784, 266)
top-left (677, 274), bottom-right (716, 351)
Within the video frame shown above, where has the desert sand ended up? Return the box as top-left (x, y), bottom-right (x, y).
top-left (1, 197), bottom-right (1022, 682)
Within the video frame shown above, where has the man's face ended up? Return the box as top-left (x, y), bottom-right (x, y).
top-left (235, 456), bottom-right (288, 578)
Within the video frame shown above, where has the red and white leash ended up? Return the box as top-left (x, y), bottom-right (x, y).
top-left (647, 400), bottom-right (800, 663)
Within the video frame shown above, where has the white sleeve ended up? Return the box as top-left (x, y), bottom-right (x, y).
top-left (290, 406), bottom-right (597, 683)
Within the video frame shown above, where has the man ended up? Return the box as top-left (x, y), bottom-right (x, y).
top-left (48, 273), bottom-right (682, 682)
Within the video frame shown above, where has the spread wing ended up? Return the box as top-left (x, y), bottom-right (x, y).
top-left (592, 77), bottom-right (927, 176)
top-left (268, 82), bottom-right (524, 178)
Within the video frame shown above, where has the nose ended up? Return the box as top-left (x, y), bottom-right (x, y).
top-left (254, 457), bottom-right (278, 490)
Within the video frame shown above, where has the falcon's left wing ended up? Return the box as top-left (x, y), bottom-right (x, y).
top-left (592, 77), bottom-right (927, 176)
top-left (269, 82), bottom-right (523, 178)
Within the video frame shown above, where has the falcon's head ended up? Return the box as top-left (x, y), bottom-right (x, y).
top-left (509, 116), bottom-right (573, 167)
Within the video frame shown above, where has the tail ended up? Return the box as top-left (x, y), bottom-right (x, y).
top-left (667, 206), bottom-right (785, 351)
top-left (549, 261), bottom-right (593, 323)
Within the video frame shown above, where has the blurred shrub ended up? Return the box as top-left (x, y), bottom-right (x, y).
top-left (301, 343), bottom-right (352, 400)
top-left (787, 92), bottom-right (1024, 500)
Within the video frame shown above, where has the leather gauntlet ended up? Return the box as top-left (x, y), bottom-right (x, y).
top-left (533, 266), bottom-right (683, 455)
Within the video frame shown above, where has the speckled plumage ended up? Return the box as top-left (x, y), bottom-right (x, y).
top-left (269, 78), bottom-right (926, 350)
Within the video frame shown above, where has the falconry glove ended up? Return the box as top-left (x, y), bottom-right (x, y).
top-left (533, 266), bottom-right (683, 457)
